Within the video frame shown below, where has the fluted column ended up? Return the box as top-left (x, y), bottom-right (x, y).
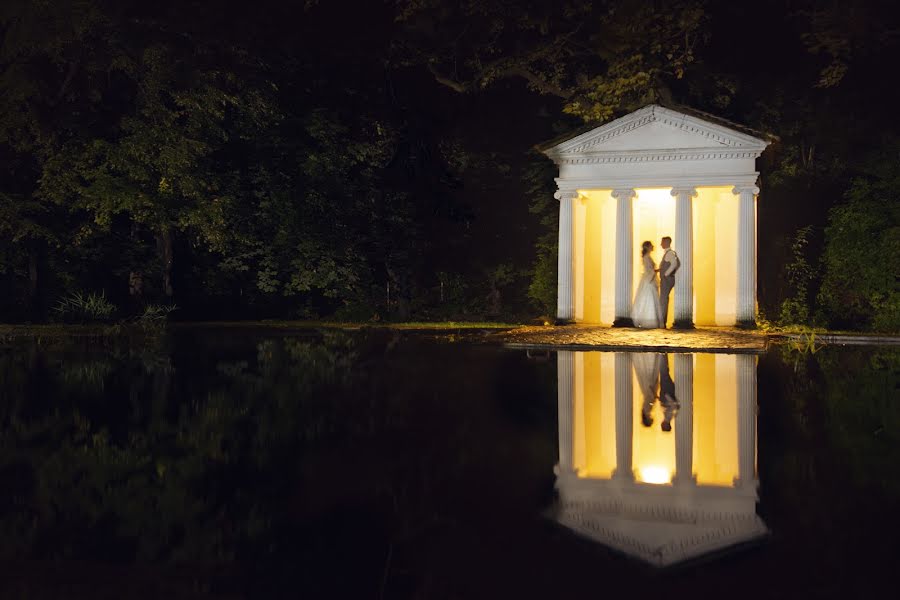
top-left (671, 187), bottom-right (698, 329)
top-left (612, 188), bottom-right (637, 327)
top-left (613, 352), bottom-right (634, 481)
top-left (556, 350), bottom-right (576, 475)
top-left (555, 190), bottom-right (578, 322)
top-left (736, 354), bottom-right (757, 489)
top-left (674, 353), bottom-right (695, 486)
top-left (734, 185), bottom-right (760, 327)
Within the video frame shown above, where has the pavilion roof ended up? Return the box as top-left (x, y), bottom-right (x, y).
top-left (535, 102), bottom-right (778, 155)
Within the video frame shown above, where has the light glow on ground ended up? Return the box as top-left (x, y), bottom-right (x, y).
top-left (636, 465), bottom-right (673, 485)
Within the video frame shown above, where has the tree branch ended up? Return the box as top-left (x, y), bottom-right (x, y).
top-left (54, 60), bottom-right (79, 104)
top-left (425, 58), bottom-right (604, 119)
top-left (505, 66), bottom-right (572, 99)
top-left (426, 63), bottom-right (471, 93)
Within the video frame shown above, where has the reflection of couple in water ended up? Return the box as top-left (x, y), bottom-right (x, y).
top-left (634, 354), bottom-right (680, 432)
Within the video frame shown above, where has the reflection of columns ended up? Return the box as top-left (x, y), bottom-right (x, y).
top-left (671, 187), bottom-right (698, 329)
top-left (612, 188), bottom-right (636, 327)
top-left (556, 350), bottom-right (575, 474)
top-left (736, 354), bottom-right (757, 488)
top-left (555, 190), bottom-right (577, 322)
top-left (613, 353), bottom-right (634, 480)
top-left (734, 185), bottom-right (760, 327)
top-left (674, 354), bottom-right (694, 486)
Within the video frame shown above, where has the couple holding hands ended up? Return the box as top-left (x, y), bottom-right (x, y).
top-left (632, 236), bottom-right (680, 329)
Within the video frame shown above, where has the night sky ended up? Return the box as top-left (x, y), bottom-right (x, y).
top-left (2, 0), bottom-right (898, 327)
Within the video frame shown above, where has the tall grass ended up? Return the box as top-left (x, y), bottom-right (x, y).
top-left (136, 304), bottom-right (178, 324)
top-left (53, 291), bottom-right (116, 323)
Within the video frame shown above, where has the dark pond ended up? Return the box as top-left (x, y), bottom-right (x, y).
top-left (1, 328), bottom-right (898, 599)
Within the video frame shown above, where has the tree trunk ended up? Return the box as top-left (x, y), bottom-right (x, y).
top-left (25, 242), bottom-right (43, 320)
top-left (156, 227), bottom-right (174, 298)
top-left (129, 271), bottom-right (144, 298)
top-left (27, 247), bottom-right (38, 300)
top-left (487, 287), bottom-right (502, 317)
top-left (129, 221), bottom-right (144, 303)
top-left (385, 265), bottom-right (410, 321)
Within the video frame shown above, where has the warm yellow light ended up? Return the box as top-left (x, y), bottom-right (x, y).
top-left (631, 354), bottom-right (677, 486)
top-left (570, 186), bottom-right (744, 326)
top-left (693, 187), bottom-right (740, 325)
top-left (636, 465), bottom-right (672, 485)
top-left (693, 354), bottom-right (739, 486)
top-left (573, 352), bottom-right (617, 478)
top-left (569, 352), bottom-right (743, 489)
top-left (573, 190), bottom-right (616, 324)
top-left (632, 188), bottom-right (677, 326)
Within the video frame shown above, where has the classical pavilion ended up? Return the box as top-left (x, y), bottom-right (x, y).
top-left (540, 104), bottom-right (772, 327)
top-left (553, 351), bottom-right (766, 566)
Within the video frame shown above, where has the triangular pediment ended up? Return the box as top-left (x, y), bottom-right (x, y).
top-left (556, 508), bottom-right (768, 567)
top-left (552, 473), bottom-right (768, 567)
top-left (542, 105), bottom-right (769, 160)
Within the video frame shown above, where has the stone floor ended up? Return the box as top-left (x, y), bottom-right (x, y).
top-left (490, 324), bottom-right (768, 353)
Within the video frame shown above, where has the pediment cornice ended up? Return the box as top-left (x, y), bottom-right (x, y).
top-left (543, 105), bottom-right (770, 164)
top-left (555, 147), bottom-right (764, 165)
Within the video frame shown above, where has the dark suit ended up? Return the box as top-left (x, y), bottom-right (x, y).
top-left (659, 356), bottom-right (679, 430)
top-left (658, 249), bottom-right (678, 327)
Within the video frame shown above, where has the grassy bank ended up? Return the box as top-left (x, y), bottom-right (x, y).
top-left (173, 320), bottom-right (524, 330)
top-left (0, 320), bottom-right (526, 340)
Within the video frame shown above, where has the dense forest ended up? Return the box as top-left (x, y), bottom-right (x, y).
top-left (1, 0), bottom-right (898, 330)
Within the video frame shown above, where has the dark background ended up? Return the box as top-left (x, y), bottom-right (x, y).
top-left (1, 0), bottom-right (898, 329)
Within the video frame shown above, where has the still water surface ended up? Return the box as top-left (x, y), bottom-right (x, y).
top-left (1, 328), bottom-right (898, 598)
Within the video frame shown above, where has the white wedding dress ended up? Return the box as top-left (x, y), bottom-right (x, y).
top-left (632, 254), bottom-right (663, 328)
top-left (632, 352), bottom-right (661, 392)
top-left (632, 352), bottom-right (662, 420)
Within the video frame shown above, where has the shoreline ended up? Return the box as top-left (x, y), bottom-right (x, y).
top-left (1, 321), bottom-right (898, 349)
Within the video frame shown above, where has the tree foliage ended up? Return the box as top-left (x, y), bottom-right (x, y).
top-left (394, 0), bottom-right (706, 122)
top-left (1, 0), bottom-right (899, 327)
top-left (819, 142), bottom-right (900, 331)
top-left (778, 225), bottom-right (817, 326)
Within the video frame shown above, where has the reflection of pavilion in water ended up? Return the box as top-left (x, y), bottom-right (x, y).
top-left (553, 351), bottom-right (767, 567)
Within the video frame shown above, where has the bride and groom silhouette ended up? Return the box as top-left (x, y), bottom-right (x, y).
top-left (633, 236), bottom-right (680, 329)
top-left (635, 353), bottom-right (680, 433)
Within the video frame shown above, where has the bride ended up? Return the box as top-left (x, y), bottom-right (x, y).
top-left (632, 240), bottom-right (664, 328)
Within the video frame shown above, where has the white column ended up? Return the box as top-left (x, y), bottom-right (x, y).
top-left (734, 185), bottom-right (760, 327)
top-left (556, 350), bottom-right (575, 475)
top-left (674, 353), bottom-right (694, 486)
top-left (671, 187), bottom-right (698, 329)
top-left (612, 188), bottom-right (636, 327)
top-left (613, 352), bottom-right (634, 481)
top-left (555, 190), bottom-right (577, 322)
top-left (736, 354), bottom-right (757, 489)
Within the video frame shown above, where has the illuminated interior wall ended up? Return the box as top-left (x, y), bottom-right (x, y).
top-left (631, 353), bottom-right (676, 484)
top-left (573, 199), bottom-right (587, 320)
top-left (693, 187), bottom-right (739, 326)
top-left (574, 190), bottom-right (616, 324)
top-left (714, 191), bottom-right (739, 324)
top-left (573, 352), bottom-right (585, 467)
top-left (572, 352), bottom-right (617, 478)
top-left (571, 186), bottom-right (744, 325)
top-left (598, 194), bottom-right (617, 324)
top-left (692, 354), bottom-right (739, 486)
top-left (632, 189), bottom-right (677, 326)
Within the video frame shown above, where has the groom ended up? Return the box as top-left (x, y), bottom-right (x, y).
top-left (658, 236), bottom-right (680, 329)
top-left (658, 355), bottom-right (680, 432)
